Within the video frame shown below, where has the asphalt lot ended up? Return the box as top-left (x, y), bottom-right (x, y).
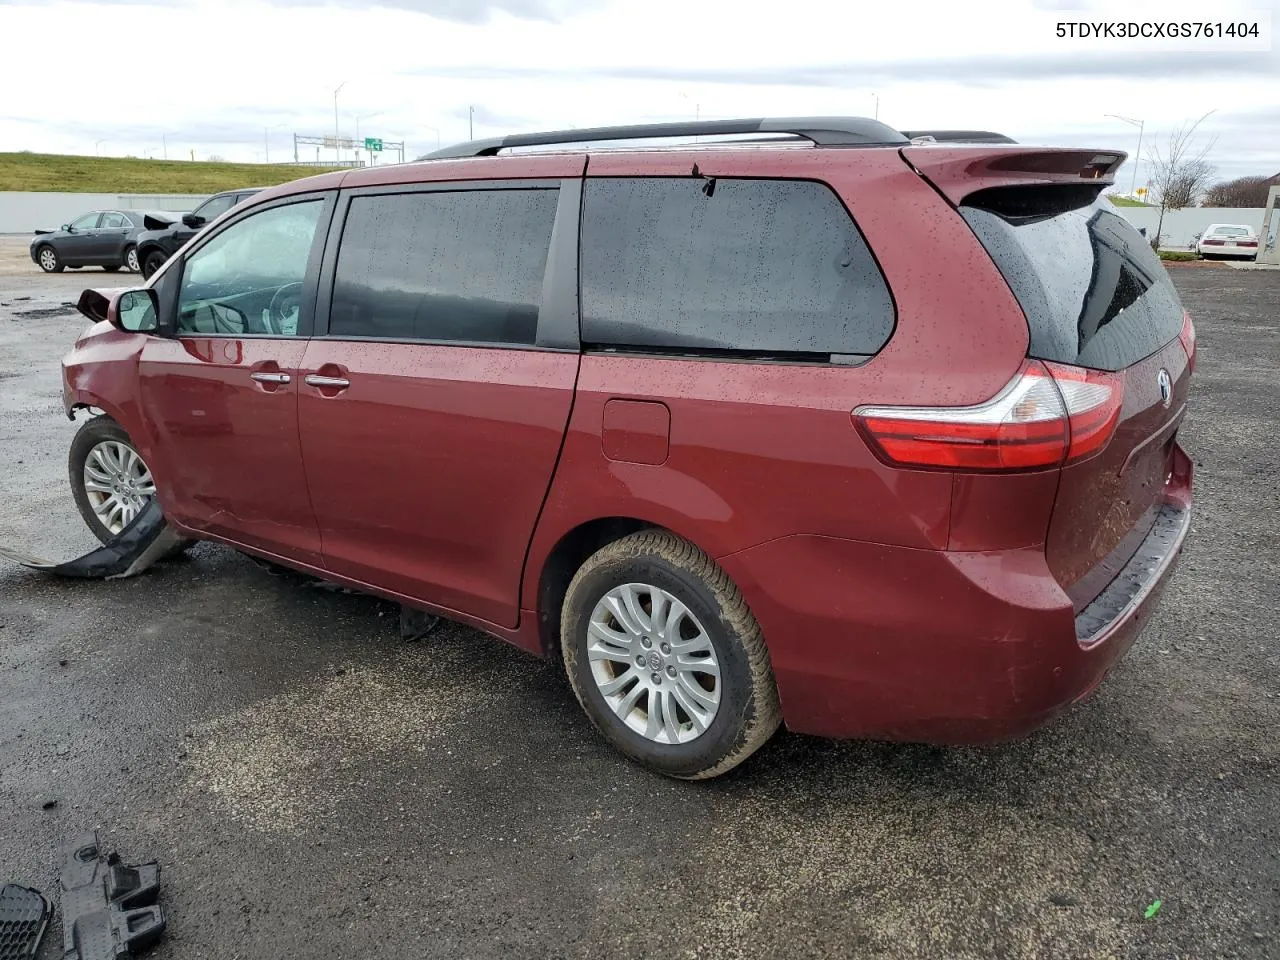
top-left (1, 242), bottom-right (1278, 960)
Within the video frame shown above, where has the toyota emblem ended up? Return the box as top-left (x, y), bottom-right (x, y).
top-left (1157, 369), bottom-right (1172, 407)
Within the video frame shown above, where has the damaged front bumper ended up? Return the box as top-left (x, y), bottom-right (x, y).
top-left (0, 500), bottom-right (182, 579)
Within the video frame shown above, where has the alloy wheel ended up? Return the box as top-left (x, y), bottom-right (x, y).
top-left (586, 583), bottom-right (721, 745)
top-left (82, 440), bottom-right (156, 535)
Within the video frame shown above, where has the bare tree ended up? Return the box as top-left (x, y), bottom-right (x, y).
top-left (1147, 111), bottom-right (1217, 248)
top-left (1204, 175), bottom-right (1274, 208)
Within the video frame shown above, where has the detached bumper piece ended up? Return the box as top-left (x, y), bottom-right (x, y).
top-left (60, 832), bottom-right (165, 960)
top-left (0, 501), bottom-right (182, 580)
top-left (0, 884), bottom-right (50, 960)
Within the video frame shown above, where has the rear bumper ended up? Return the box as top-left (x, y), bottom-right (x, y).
top-left (719, 446), bottom-right (1193, 744)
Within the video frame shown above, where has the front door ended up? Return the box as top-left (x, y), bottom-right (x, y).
top-left (136, 195), bottom-right (333, 566)
top-left (61, 212), bottom-right (101, 264)
top-left (298, 180), bottom-right (581, 627)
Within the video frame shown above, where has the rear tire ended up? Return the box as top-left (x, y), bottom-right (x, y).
top-left (36, 245), bottom-right (63, 273)
top-left (123, 245), bottom-right (139, 273)
top-left (561, 530), bottom-right (781, 780)
top-left (141, 249), bottom-right (166, 279)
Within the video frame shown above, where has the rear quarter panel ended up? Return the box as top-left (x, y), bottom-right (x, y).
top-left (522, 148), bottom-right (1032, 611)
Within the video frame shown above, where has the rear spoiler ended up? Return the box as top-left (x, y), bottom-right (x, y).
top-left (901, 146), bottom-right (1126, 204)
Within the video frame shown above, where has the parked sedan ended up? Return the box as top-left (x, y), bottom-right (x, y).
top-left (1197, 223), bottom-right (1260, 260)
top-left (30, 210), bottom-right (180, 273)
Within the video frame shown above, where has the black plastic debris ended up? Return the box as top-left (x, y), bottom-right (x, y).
top-left (400, 604), bottom-right (441, 642)
top-left (60, 832), bottom-right (165, 960)
top-left (0, 884), bottom-right (50, 960)
top-left (0, 501), bottom-right (182, 580)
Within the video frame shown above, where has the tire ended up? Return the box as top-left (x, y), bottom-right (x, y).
top-left (123, 245), bottom-right (139, 273)
top-left (141, 249), bottom-right (167, 279)
top-left (36, 244), bottom-right (63, 273)
top-left (68, 416), bottom-right (190, 560)
top-left (561, 530), bottom-right (782, 779)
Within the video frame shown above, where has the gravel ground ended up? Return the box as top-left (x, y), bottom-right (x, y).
top-left (1, 245), bottom-right (1277, 960)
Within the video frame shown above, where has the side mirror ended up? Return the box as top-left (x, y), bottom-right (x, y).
top-left (115, 289), bottom-right (159, 333)
top-left (62, 224), bottom-right (73, 233)
top-left (76, 288), bottom-right (111, 325)
top-left (182, 213), bottom-right (205, 229)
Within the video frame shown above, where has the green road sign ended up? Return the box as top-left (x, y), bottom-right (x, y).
top-left (364, 137), bottom-right (383, 152)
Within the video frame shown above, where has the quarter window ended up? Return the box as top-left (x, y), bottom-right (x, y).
top-left (177, 200), bottom-right (324, 337)
top-left (329, 189), bottom-right (559, 345)
top-left (579, 178), bottom-right (895, 358)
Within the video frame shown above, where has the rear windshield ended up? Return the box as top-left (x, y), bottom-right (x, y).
top-left (1209, 226), bottom-right (1250, 237)
top-left (961, 193), bottom-right (1184, 371)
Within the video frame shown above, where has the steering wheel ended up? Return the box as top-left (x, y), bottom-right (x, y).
top-left (267, 282), bottom-right (304, 335)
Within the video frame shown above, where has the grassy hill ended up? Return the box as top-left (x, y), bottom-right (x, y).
top-left (0, 152), bottom-right (347, 194)
top-left (1107, 195), bottom-right (1153, 207)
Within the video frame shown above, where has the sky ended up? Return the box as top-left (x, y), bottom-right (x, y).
top-left (0, 0), bottom-right (1276, 189)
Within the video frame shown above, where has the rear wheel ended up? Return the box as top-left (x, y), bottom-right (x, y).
top-left (36, 245), bottom-right (62, 273)
top-left (123, 245), bottom-right (139, 272)
top-left (561, 530), bottom-right (781, 779)
top-left (141, 249), bottom-right (167, 279)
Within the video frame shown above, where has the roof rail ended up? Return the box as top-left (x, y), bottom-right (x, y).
top-left (901, 130), bottom-right (1018, 144)
top-left (420, 116), bottom-right (909, 160)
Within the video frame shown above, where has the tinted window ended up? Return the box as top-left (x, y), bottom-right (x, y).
top-left (579, 178), bottom-right (894, 358)
top-left (178, 200), bottom-right (324, 336)
top-left (962, 195), bottom-right (1184, 371)
top-left (329, 189), bottom-right (558, 345)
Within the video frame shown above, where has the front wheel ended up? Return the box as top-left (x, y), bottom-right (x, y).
top-left (141, 249), bottom-right (166, 279)
top-left (69, 417), bottom-right (160, 544)
top-left (561, 530), bottom-right (781, 779)
top-left (36, 245), bottom-right (63, 273)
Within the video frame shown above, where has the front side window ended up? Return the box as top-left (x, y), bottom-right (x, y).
top-left (329, 188), bottom-right (558, 345)
top-left (193, 194), bottom-right (236, 223)
top-left (177, 200), bottom-right (324, 337)
top-left (70, 213), bottom-right (100, 231)
top-left (579, 177), bottom-right (895, 359)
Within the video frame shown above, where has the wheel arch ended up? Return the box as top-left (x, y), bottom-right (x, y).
top-left (533, 516), bottom-right (725, 659)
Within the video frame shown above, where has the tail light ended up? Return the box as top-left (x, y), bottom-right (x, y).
top-left (1201, 238), bottom-right (1225, 246)
top-left (1179, 309), bottom-right (1196, 373)
top-left (854, 360), bottom-right (1123, 472)
top-left (1240, 240), bottom-right (1258, 247)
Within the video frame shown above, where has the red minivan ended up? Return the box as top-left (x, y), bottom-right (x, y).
top-left (60, 118), bottom-right (1194, 779)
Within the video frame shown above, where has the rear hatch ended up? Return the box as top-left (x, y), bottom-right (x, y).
top-left (906, 147), bottom-right (1193, 609)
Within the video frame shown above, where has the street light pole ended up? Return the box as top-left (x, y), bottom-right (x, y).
top-left (872, 92), bottom-right (879, 120)
top-left (1105, 113), bottom-right (1144, 197)
top-left (334, 80), bottom-right (348, 162)
top-left (94, 139), bottom-right (105, 156)
top-left (469, 106), bottom-right (475, 140)
top-left (424, 125), bottom-right (441, 149)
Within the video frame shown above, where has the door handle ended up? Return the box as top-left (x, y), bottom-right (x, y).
top-left (304, 374), bottom-right (351, 389)
top-left (250, 371), bottom-right (291, 384)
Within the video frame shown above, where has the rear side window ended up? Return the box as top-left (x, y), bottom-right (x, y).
top-left (329, 189), bottom-right (558, 345)
top-left (579, 177), bottom-right (894, 359)
top-left (961, 194), bottom-right (1184, 371)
